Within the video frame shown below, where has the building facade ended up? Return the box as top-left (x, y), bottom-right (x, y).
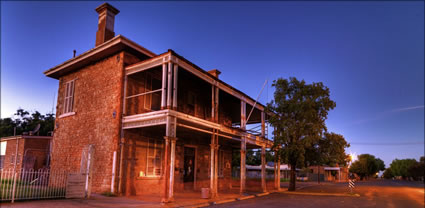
top-left (0, 136), bottom-right (52, 171)
top-left (44, 3), bottom-right (274, 201)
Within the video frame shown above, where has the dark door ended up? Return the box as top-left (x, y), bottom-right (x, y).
top-left (183, 147), bottom-right (195, 189)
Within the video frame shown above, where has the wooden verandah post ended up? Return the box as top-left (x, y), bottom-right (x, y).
top-left (261, 145), bottom-right (267, 193)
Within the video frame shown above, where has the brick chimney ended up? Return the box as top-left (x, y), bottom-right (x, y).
top-left (208, 69), bottom-right (221, 78)
top-left (95, 3), bottom-right (120, 47)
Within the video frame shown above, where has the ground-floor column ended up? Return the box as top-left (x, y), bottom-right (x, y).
top-left (339, 169), bottom-right (341, 182)
top-left (169, 137), bottom-right (177, 201)
top-left (210, 129), bottom-right (219, 198)
top-left (162, 137), bottom-right (170, 203)
top-left (214, 142), bottom-right (219, 197)
top-left (240, 137), bottom-right (246, 194)
top-left (275, 157), bottom-right (281, 190)
top-left (261, 146), bottom-right (267, 192)
top-left (163, 115), bottom-right (177, 203)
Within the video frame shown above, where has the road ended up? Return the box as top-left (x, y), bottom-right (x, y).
top-left (210, 180), bottom-right (424, 208)
top-left (1, 180), bottom-right (422, 208)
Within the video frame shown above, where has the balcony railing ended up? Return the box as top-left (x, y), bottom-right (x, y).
top-left (125, 89), bottom-right (162, 116)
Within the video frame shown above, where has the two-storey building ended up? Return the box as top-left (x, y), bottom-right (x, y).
top-left (44, 3), bottom-right (274, 202)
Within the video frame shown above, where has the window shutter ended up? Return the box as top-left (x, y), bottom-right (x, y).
top-left (64, 82), bottom-right (69, 114)
top-left (69, 80), bottom-right (75, 112)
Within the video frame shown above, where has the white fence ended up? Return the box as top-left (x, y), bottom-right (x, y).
top-left (0, 168), bottom-right (68, 202)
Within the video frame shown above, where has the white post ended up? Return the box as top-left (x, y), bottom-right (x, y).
top-left (241, 101), bottom-right (246, 130)
top-left (169, 138), bottom-right (176, 200)
top-left (240, 137), bottom-right (246, 194)
top-left (215, 87), bottom-right (219, 121)
top-left (261, 111), bottom-right (265, 137)
top-left (173, 64), bottom-right (178, 109)
top-left (167, 62), bottom-right (173, 108)
top-left (211, 86), bottom-right (215, 120)
top-left (161, 62), bottom-right (167, 108)
top-left (85, 145), bottom-right (93, 198)
top-left (11, 131), bottom-right (18, 203)
top-left (111, 151), bottom-right (117, 193)
top-left (210, 134), bottom-right (215, 197)
top-left (261, 146), bottom-right (266, 192)
top-left (339, 169), bottom-right (341, 182)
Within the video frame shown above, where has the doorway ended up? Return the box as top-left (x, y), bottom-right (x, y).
top-left (183, 146), bottom-right (196, 190)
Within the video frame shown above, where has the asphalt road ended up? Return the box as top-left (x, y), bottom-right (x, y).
top-left (209, 180), bottom-right (425, 208)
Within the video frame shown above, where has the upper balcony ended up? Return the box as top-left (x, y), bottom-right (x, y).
top-left (122, 51), bottom-right (269, 141)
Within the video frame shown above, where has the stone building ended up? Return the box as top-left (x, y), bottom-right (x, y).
top-left (0, 135), bottom-right (52, 170)
top-left (44, 3), bottom-right (275, 201)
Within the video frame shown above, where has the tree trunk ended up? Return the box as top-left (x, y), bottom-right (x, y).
top-left (317, 166), bottom-right (320, 184)
top-left (289, 163), bottom-right (296, 191)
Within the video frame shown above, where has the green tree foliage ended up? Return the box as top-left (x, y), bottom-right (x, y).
top-left (305, 132), bottom-right (350, 183)
top-left (349, 154), bottom-right (385, 180)
top-left (0, 108), bottom-right (55, 137)
top-left (305, 132), bottom-right (350, 167)
top-left (375, 158), bottom-right (385, 172)
top-left (382, 168), bottom-right (393, 179)
top-left (266, 77), bottom-right (336, 191)
top-left (390, 158), bottom-right (420, 179)
top-left (408, 156), bottom-right (425, 180)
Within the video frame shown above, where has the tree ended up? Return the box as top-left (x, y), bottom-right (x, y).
top-left (305, 132), bottom-right (350, 183)
top-left (390, 158), bottom-right (419, 179)
top-left (349, 154), bottom-right (385, 180)
top-left (267, 77), bottom-right (336, 191)
top-left (375, 158), bottom-right (385, 173)
top-left (382, 168), bottom-right (393, 179)
top-left (408, 156), bottom-right (425, 181)
top-left (0, 108), bottom-right (55, 137)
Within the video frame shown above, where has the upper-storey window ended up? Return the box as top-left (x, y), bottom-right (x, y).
top-left (144, 73), bottom-right (161, 111)
top-left (63, 80), bottom-right (75, 114)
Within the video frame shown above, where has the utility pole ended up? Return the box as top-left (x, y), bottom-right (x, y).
top-left (11, 127), bottom-right (18, 203)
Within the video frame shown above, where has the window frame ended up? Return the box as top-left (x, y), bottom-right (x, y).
top-left (143, 72), bottom-right (161, 111)
top-left (145, 138), bottom-right (163, 177)
top-left (63, 79), bottom-right (76, 115)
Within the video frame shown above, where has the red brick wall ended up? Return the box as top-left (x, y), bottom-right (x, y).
top-left (23, 138), bottom-right (51, 170)
top-left (122, 129), bottom-right (166, 196)
top-left (51, 52), bottom-right (129, 193)
top-left (2, 138), bottom-right (25, 170)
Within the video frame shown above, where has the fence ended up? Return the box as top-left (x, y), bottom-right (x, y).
top-left (0, 168), bottom-right (68, 202)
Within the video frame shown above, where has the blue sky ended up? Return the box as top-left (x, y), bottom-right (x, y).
top-left (1, 1), bottom-right (423, 167)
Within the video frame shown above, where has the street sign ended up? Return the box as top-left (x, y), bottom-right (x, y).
top-left (349, 179), bottom-right (355, 193)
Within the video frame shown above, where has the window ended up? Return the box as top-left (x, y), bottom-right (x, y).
top-left (63, 80), bottom-right (75, 114)
top-left (10, 154), bottom-right (19, 164)
top-left (186, 91), bottom-right (197, 115)
top-left (0, 141), bottom-right (6, 169)
top-left (145, 138), bottom-right (163, 177)
top-left (143, 73), bottom-right (161, 111)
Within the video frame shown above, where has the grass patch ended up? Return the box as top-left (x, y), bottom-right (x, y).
top-left (0, 184), bottom-right (65, 200)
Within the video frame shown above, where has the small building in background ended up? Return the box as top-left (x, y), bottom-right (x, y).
top-left (0, 135), bottom-right (52, 170)
top-left (242, 163), bottom-right (299, 180)
top-left (308, 165), bottom-right (349, 182)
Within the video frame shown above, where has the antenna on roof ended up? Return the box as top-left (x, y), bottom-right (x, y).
top-left (246, 79), bottom-right (268, 123)
top-left (28, 123), bottom-right (41, 136)
top-left (52, 91), bottom-right (56, 115)
top-left (73, 50), bottom-right (76, 58)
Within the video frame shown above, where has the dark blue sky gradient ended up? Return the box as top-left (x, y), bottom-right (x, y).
top-left (1, 1), bottom-right (423, 166)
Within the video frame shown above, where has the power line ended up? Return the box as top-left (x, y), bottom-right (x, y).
top-left (350, 142), bottom-right (424, 146)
